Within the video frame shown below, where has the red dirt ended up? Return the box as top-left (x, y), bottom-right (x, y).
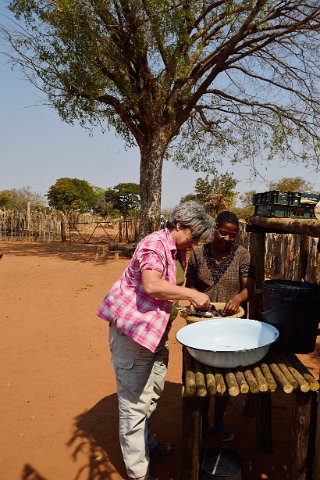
top-left (0, 241), bottom-right (318, 480)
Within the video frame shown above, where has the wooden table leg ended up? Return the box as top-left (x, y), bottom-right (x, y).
top-left (180, 396), bottom-right (202, 480)
top-left (313, 392), bottom-right (320, 480)
top-left (292, 390), bottom-right (317, 480)
top-left (255, 392), bottom-right (272, 452)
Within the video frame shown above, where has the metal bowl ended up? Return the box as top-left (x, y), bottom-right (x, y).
top-left (176, 318), bottom-right (279, 368)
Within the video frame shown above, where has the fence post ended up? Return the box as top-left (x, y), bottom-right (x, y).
top-left (248, 232), bottom-right (265, 320)
top-left (297, 235), bottom-right (311, 281)
top-left (119, 220), bottom-right (123, 243)
top-left (61, 220), bottom-right (66, 242)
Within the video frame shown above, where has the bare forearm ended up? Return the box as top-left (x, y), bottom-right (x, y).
top-left (141, 272), bottom-right (210, 309)
top-left (234, 288), bottom-right (252, 305)
top-left (144, 278), bottom-right (200, 301)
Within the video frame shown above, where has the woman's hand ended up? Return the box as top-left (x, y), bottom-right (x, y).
top-left (223, 295), bottom-right (241, 315)
top-left (223, 277), bottom-right (256, 315)
top-left (141, 269), bottom-right (210, 308)
top-left (190, 291), bottom-right (211, 311)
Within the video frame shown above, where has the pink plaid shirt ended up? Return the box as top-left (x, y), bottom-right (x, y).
top-left (97, 229), bottom-right (186, 352)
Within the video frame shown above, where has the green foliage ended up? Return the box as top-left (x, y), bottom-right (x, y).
top-left (0, 187), bottom-right (46, 212)
top-left (92, 186), bottom-right (109, 216)
top-left (4, 1), bottom-right (320, 169)
top-left (0, 191), bottom-right (12, 209)
top-left (268, 176), bottom-right (316, 192)
top-left (180, 172), bottom-right (238, 217)
top-left (47, 177), bottom-right (97, 213)
top-left (105, 182), bottom-right (140, 218)
top-left (179, 193), bottom-right (197, 203)
top-left (238, 190), bottom-right (257, 208)
top-left (232, 205), bottom-right (255, 220)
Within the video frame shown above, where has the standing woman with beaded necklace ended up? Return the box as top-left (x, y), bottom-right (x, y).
top-left (185, 210), bottom-right (256, 441)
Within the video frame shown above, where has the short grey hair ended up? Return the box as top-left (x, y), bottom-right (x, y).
top-left (166, 200), bottom-right (215, 240)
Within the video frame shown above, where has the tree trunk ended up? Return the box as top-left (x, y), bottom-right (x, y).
top-left (139, 137), bottom-right (166, 238)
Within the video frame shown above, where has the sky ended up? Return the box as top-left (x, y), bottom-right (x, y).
top-left (1, 4), bottom-right (319, 210)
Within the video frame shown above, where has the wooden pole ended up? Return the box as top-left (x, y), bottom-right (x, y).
top-left (312, 392), bottom-right (320, 480)
top-left (248, 231), bottom-right (265, 320)
top-left (297, 235), bottom-right (311, 281)
top-left (61, 220), bottom-right (66, 242)
top-left (255, 393), bottom-right (272, 452)
top-left (292, 391), bottom-right (317, 480)
top-left (194, 360), bottom-right (207, 397)
top-left (183, 349), bottom-right (196, 397)
top-left (180, 396), bottom-right (202, 480)
top-left (247, 216), bottom-right (320, 237)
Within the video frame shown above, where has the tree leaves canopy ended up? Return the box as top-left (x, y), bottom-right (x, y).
top-left (47, 177), bottom-right (97, 212)
top-left (105, 182), bottom-right (140, 217)
top-left (0, 187), bottom-right (46, 211)
top-left (4, 1), bottom-right (320, 170)
top-left (180, 172), bottom-right (237, 216)
top-left (268, 176), bottom-right (316, 192)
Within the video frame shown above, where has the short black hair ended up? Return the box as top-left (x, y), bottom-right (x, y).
top-left (216, 211), bottom-right (239, 228)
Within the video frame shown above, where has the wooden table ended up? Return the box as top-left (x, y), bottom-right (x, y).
top-left (180, 349), bottom-right (319, 480)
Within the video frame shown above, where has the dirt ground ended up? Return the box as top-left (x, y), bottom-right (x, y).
top-left (0, 241), bottom-right (319, 480)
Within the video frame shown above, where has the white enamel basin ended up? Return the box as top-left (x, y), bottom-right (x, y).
top-left (176, 318), bottom-right (279, 368)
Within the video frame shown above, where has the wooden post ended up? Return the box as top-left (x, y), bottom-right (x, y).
top-left (180, 396), bottom-right (202, 480)
top-left (312, 392), bottom-right (320, 480)
top-left (297, 235), bottom-right (311, 281)
top-left (248, 231), bottom-right (265, 320)
top-left (255, 393), bottom-right (272, 452)
top-left (118, 220), bottom-right (123, 243)
top-left (292, 390), bottom-right (316, 480)
top-left (61, 220), bottom-right (66, 242)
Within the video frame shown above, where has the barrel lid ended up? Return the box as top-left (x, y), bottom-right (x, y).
top-left (201, 447), bottom-right (242, 476)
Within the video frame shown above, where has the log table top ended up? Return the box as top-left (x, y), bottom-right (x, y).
top-left (182, 348), bottom-right (319, 397)
top-left (180, 348), bottom-right (320, 480)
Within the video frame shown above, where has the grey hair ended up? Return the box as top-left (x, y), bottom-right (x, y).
top-left (166, 200), bottom-right (215, 239)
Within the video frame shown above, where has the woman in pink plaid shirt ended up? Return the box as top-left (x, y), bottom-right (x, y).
top-left (97, 201), bottom-right (214, 480)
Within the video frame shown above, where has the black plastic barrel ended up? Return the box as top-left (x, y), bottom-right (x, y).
top-left (262, 280), bottom-right (320, 353)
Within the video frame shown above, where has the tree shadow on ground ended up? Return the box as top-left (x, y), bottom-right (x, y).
top-left (66, 382), bottom-right (184, 480)
top-left (21, 464), bottom-right (47, 480)
top-left (65, 380), bottom-right (300, 480)
top-left (67, 393), bottom-right (125, 480)
top-left (0, 241), bottom-right (130, 264)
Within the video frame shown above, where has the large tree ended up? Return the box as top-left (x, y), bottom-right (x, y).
top-left (47, 177), bottom-right (97, 213)
top-left (181, 172), bottom-right (237, 216)
top-left (0, 187), bottom-right (46, 211)
top-left (3, 2), bottom-right (320, 236)
top-left (105, 182), bottom-right (140, 218)
top-left (268, 176), bottom-right (316, 192)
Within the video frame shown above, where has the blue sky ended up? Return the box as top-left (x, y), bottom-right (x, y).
top-left (1, 4), bottom-right (319, 210)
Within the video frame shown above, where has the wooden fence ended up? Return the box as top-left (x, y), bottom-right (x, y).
top-left (0, 209), bottom-right (62, 242)
top-left (238, 223), bottom-right (319, 284)
top-left (0, 209), bottom-right (318, 282)
top-left (0, 210), bottom-right (139, 244)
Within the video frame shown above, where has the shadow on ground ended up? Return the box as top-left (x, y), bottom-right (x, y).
top-left (67, 382), bottom-right (183, 480)
top-left (65, 381), bottom-right (298, 480)
top-left (0, 241), bottom-right (129, 264)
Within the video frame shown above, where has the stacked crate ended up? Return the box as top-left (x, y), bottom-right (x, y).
top-left (252, 191), bottom-right (320, 218)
